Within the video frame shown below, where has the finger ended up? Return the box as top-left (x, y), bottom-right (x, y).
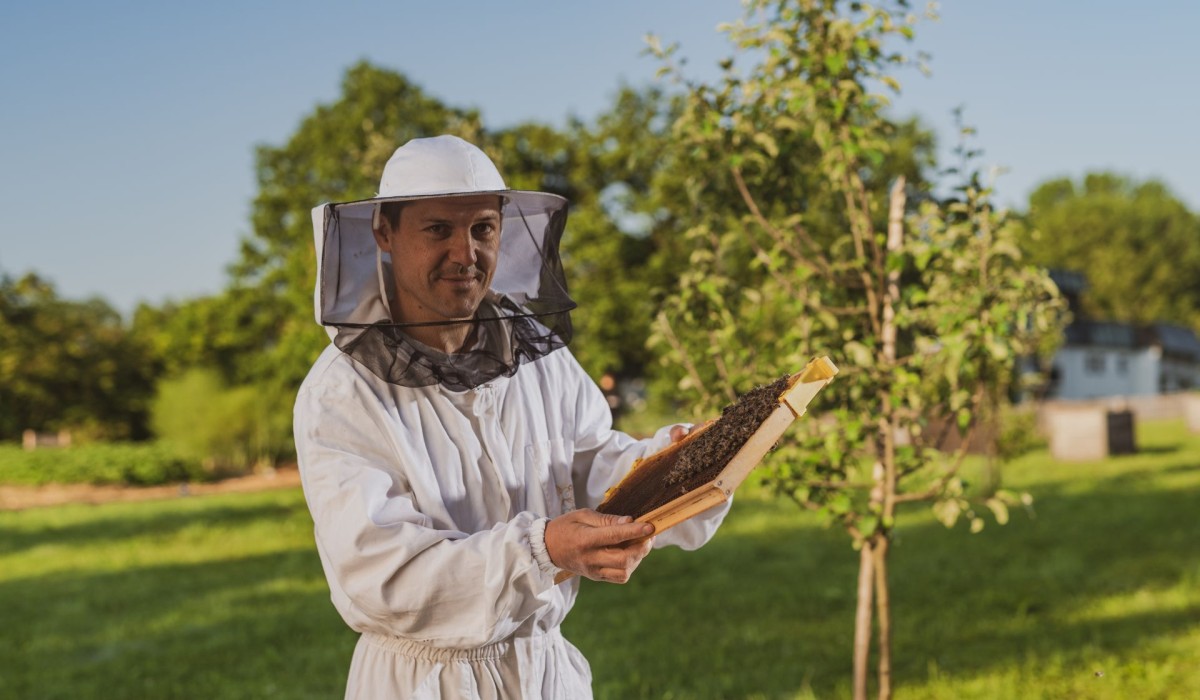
top-left (590, 543), bottom-right (647, 570)
top-left (605, 535), bottom-right (654, 556)
top-left (590, 520), bottom-right (655, 546)
top-left (572, 509), bottom-right (632, 528)
top-left (616, 536), bottom-right (655, 563)
top-left (670, 424), bottom-right (688, 443)
top-left (594, 567), bottom-right (634, 584)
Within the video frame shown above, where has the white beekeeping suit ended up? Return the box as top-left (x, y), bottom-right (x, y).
top-left (294, 135), bottom-right (729, 699)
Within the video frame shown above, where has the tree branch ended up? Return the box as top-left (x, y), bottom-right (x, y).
top-left (708, 331), bottom-right (739, 404)
top-left (893, 384), bottom-right (987, 504)
top-left (731, 166), bottom-right (834, 277)
top-left (656, 313), bottom-right (710, 406)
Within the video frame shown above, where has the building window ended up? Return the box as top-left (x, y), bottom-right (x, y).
top-left (1115, 355), bottom-right (1129, 374)
top-left (1085, 353), bottom-right (1106, 374)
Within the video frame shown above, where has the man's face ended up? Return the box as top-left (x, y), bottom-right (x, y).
top-left (374, 195), bottom-right (502, 325)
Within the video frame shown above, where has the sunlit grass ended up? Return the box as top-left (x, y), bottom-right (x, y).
top-left (0, 490), bottom-right (355, 699)
top-left (2, 421), bottom-right (1198, 698)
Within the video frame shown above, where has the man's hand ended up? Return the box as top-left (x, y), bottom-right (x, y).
top-left (544, 509), bottom-right (655, 583)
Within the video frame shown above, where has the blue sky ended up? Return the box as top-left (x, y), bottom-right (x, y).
top-left (2, 1), bottom-right (1197, 315)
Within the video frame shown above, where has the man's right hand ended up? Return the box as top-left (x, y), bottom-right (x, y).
top-left (544, 509), bottom-right (655, 584)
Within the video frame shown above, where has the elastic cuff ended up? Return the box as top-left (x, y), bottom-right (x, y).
top-left (529, 517), bottom-right (562, 579)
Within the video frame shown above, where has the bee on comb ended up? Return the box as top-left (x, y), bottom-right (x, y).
top-left (599, 356), bottom-right (838, 529)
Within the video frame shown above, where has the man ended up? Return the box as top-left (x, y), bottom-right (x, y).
top-left (294, 135), bottom-right (728, 698)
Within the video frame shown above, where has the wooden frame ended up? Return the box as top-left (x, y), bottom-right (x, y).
top-left (553, 356), bottom-right (838, 584)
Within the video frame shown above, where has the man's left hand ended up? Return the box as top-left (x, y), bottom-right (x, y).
top-left (670, 420), bottom-right (713, 443)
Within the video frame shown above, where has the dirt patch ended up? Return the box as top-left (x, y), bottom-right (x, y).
top-left (0, 464), bottom-right (302, 511)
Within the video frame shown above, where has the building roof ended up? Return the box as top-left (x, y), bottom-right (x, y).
top-left (1064, 320), bottom-right (1200, 362)
top-left (1147, 323), bottom-right (1200, 362)
top-left (1064, 320), bottom-right (1137, 349)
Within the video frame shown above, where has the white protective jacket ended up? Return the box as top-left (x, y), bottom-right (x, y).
top-left (294, 343), bottom-right (730, 698)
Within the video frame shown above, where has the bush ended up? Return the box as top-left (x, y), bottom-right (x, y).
top-left (0, 442), bottom-right (206, 486)
top-left (151, 368), bottom-right (294, 475)
top-left (997, 405), bottom-right (1046, 462)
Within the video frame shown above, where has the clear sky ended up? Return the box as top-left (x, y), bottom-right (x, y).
top-left (2, 1), bottom-right (1197, 315)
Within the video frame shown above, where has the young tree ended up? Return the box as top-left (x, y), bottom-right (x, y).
top-left (647, 2), bottom-right (1064, 697)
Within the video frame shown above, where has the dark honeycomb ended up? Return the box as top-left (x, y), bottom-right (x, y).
top-left (598, 375), bottom-right (791, 519)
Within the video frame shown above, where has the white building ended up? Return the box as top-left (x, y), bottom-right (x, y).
top-left (1044, 271), bottom-right (1200, 400)
top-left (1048, 322), bottom-right (1200, 399)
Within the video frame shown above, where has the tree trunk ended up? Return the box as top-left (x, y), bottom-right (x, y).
top-left (873, 177), bottom-right (904, 700)
top-left (874, 535), bottom-right (893, 700)
top-left (852, 537), bottom-right (877, 700)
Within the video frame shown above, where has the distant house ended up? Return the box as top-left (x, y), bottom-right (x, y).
top-left (1045, 270), bottom-right (1200, 400)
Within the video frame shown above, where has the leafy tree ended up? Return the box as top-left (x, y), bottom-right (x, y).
top-left (234, 62), bottom-right (486, 403)
top-left (0, 273), bottom-right (154, 441)
top-left (554, 87), bottom-right (690, 379)
top-left (233, 62), bottom-right (683, 403)
top-left (647, 2), bottom-right (1064, 697)
top-left (1021, 172), bottom-right (1200, 327)
top-left (129, 292), bottom-right (266, 382)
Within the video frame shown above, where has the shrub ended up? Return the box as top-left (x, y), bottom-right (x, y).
top-left (0, 442), bottom-right (206, 486)
top-left (150, 368), bottom-right (293, 475)
top-left (996, 405), bottom-right (1046, 462)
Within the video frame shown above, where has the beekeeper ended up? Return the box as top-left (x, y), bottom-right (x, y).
top-left (294, 135), bottom-right (729, 698)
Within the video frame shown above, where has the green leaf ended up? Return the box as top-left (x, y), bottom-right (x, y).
top-left (753, 132), bottom-right (780, 158)
top-left (985, 498), bottom-right (1010, 525)
top-left (858, 515), bottom-right (879, 535)
top-left (844, 341), bottom-right (874, 368)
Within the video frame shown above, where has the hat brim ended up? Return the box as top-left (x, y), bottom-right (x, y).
top-left (328, 189), bottom-right (567, 221)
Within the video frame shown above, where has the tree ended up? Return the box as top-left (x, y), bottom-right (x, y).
top-left (223, 63), bottom-right (487, 451)
top-left (129, 292), bottom-right (267, 383)
top-left (0, 273), bottom-right (154, 441)
top-left (553, 87), bottom-right (691, 380)
top-left (1021, 172), bottom-right (1200, 327)
top-left (233, 62), bottom-right (683, 405)
top-left (647, 2), bottom-right (1064, 697)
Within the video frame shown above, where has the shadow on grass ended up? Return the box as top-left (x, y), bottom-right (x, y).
top-left (1132, 445), bottom-right (1180, 456)
top-left (566, 476), bottom-right (1200, 699)
top-left (0, 501), bottom-right (300, 555)
top-left (0, 547), bottom-right (356, 700)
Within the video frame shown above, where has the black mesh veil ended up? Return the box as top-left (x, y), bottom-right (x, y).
top-left (311, 191), bottom-right (574, 391)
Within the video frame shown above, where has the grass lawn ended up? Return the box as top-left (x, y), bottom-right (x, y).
top-left (2, 420), bottom-right (1198, 698)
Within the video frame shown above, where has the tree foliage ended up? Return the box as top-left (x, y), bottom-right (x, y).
top-left (0, 273), bottom-right (154, 441)
top-left (234, 62), bottom-right (487, 399)
top-left (646, 1), bottom-right (1065, 696)
top-left (232, 63), bottom-right (684, 392)
top-left (554, 87), bottom-right (692, 378)
top-left (1021, 172), bottom-right (1200, 327)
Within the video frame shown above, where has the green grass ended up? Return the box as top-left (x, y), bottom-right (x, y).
top-left (0, 490), bottom-right (355, 699)
top-left (2, 421), bottom-right (1198, 698)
